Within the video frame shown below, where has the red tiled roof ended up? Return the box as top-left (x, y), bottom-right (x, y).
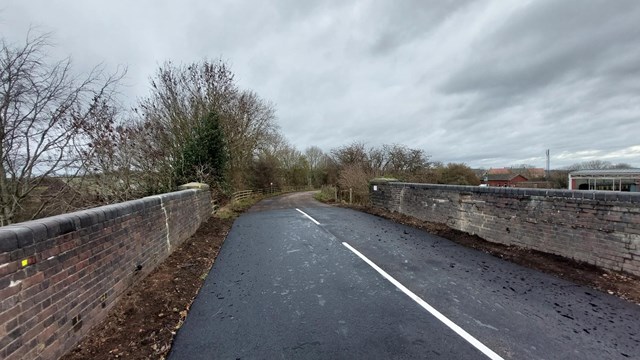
top-left (485, 174), bottom-right (529, 181)
top-left (526, 168), bottom-right (546, 178)
top-left (486, 168), bottom-right (511, 175)
top-left (486, 167), bottom-right (546, 178)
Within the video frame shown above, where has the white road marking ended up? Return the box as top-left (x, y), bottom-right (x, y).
top-left (342, 241), bottom-right (504, 360)
top-left (296, 208), bottom-right (320, 225)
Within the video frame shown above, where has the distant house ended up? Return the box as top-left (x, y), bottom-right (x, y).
top-left (513, 181), bottom-right (552, 189)
top-left (521, 168), bottom-right (546, 179)
top-left (482, 173), bottom-right (529, 187)
top-left (485, 168), bottom-right (512, 175)
top-left (486, 167), bottom-right (546, 179)
top-left (568, 169), bottom-right (640, 192)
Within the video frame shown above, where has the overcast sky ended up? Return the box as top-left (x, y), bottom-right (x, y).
top-left (2, 0), bottom-right (639, 169)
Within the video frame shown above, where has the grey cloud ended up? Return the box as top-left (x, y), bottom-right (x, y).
top-left (2, 0), bottom-right (639, 168)
top-left (430, 1), bottom-right (640, 167)
top-left (366, 0), bottom-right (476, 56)
top-left (441, 1), bottom-right (640, 97)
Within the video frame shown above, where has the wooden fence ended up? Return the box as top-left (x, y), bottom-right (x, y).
top-left (231, 185), bottom-right (316, 203)
top-left (337, 188), bottom-right (369, 205)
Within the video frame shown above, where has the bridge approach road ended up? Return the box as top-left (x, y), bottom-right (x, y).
top-left (169, 191), bottom-right (640, 359)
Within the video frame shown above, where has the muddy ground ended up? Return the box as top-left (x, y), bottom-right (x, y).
top-left (61, 216), bottom-right (233, 360)
top-left (62, 195), bottom-right (640, 360)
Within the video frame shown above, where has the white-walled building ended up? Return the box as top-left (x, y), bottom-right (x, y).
top-left (568, 169), bottom-right (640, 192)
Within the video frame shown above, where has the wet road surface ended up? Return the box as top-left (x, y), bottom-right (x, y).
top-left (169, 192), bottom-right (640, 359)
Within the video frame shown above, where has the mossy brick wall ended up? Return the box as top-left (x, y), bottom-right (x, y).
top-left (370, 181), bottom-right (640, 277)
top-left (0, 189), bottom-right (212, 360)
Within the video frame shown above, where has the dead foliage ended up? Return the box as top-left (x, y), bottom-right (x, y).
top-left (62, 217), bottom-right (233, 360)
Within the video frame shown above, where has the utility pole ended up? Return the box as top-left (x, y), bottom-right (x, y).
top-left (546, 149), bottom-right (550, 180)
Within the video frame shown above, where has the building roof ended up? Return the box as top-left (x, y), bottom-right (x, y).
top-left (524, 168), bottom-right (546, 178)
top-left (485, 167), bottom-right (545, 178)
top-left (485, 173), bottom-right (528, 181)
top-left (570, 168), bottom-right (640, 177)
top-left (486, 168), bottom-right (511, 175)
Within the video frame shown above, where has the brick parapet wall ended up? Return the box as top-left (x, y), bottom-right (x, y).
top-left (0, 189), bottom-right (212, 360)
top-left (370, 181), bottom-right (640, 277)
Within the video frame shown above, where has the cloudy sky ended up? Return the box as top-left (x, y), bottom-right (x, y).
top-left (2, 0), bottom-right (639, 168)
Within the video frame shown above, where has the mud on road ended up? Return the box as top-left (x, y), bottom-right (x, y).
top-left (348, 203), bottom-right (640, 305)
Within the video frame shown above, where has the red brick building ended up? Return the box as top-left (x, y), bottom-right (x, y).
top-left (483, 173), bottom-right (529, 187)
top-left (486, 167), bottom-right (546, 179)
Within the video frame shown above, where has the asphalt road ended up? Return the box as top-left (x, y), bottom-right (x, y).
top-left (169, 192), bottom-right (640, 359)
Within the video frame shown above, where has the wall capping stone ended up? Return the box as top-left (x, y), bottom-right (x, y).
top-left (0, 189), bottom-right (212, 360)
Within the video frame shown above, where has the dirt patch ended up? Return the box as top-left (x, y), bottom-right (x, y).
top-left (346, 204), bottom-right (640, 305)
top-left (62, 216), bottom-right (234, 360)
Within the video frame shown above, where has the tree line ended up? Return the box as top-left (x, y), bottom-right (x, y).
top-left (2, 31), bottom-right (634, 225)
top-left (1, 32), bottom-right (281, 224)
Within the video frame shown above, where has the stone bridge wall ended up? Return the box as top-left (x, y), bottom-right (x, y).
top-left (370, 181), bottom-right (640, 277)
top-left (0, 187), bottom-right (212, 360)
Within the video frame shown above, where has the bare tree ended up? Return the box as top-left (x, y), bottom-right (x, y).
top-left (277, 144), bottom-right (308, 186)
top-left (565, 160), bottom-right (632, 171)
top-left (77, 103), bottom-right (142, 204)
top-left (337, 164), bottom-right (370, 195)
top-left (138, 60), bottom-right (279, 190)
top-left (225, 90), bottom-right (279, 187)
top-left (436, 163), bottom-right (480, 185)
top-left (304, 146), bottom-right (324, 187)
top-left (331, 142), bottom-right (368, 168)
top-left (610, 163), bottom-right (633, 169)
top-left (304, 146), bottom-right (323, 172)
top-left (367, 146), bottom-right (386, 177)
top-left (328, 142), bottom-right (433, 188)
top-left (0, 32), bottom-right (122, 225)
top-left (382, 144), bottom-right (430, 175)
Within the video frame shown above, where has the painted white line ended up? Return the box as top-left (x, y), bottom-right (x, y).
top-left (296, 208), bottom-right (320, 225)
top-left (342, 242), bottom-right (504, 360)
